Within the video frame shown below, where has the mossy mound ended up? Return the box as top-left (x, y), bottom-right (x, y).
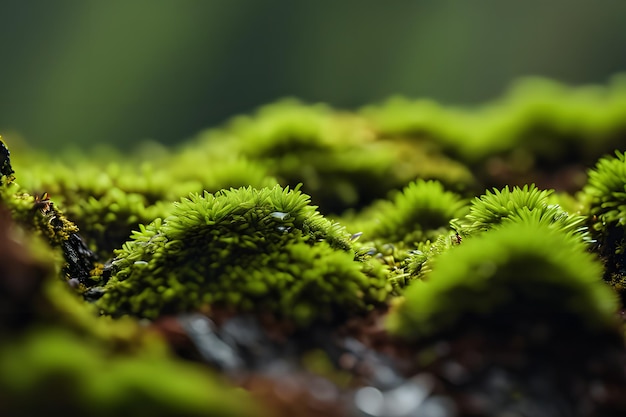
top-left (362, 75), bottom-right (626, 166)
top-left (14, 149), bottom-right (278, 260)
top-left (0, 194), bottom-right (260, 417)
top-left (0, 328), bottom-right (257, 417)
top-left (388, 220), bottom-right (620, 341)
top-left (97, 184), bottom-right (390, 325)
top-left (456, 184), bottom-right (588, 239)
top-left (583, 151), bottom-right (626, 295)
top-left (349, 179), bottom-right (467, 247)
top-left (187, 99), bottom-right (476, 214)
top-left (584, 150), bottom-right (626, 228)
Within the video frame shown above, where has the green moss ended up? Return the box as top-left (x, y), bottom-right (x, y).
top-left (457, 184), bottom-right (587, 238)
top-left (395, 184), bottom-right (588, 289)
top-left (388, 220), bottom-right (620, 341)
top-left (0, 328), bottom-right (257, 417)
top-left (582, 150), bottom-right (626, 295)
top-left (14, 148), bottom-right (279, 261)
top-left (354, 179), bottom-right (467, 247)
top-left (5, 76), bottom-right (626, 416)
top-left (585, 150), bottom-right (626, 228)
top-left (0, 175), bottom-right (261, 417)
top-left (187, 100), bottom-right (476, 213)
top-left (401, 232), bottom-right (459, 283)
top-left (361, 75), bottom-right (626, 166)
top-left (97, 184), bottom-right (390, 325)
top-left (0, 146), bottom-right (99, 284)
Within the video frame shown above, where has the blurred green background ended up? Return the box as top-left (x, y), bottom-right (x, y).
top-left (1, 0), bottom-right (626, 151)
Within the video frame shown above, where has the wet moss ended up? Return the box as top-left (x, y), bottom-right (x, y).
top-left (2, 74), bottom-right (626, 415)
top-left (97, 184), bottom-right (390, 325)
top-left (582, 151), bottom-right (626, 297)
top-left (0, 172), bottom-right (260, 417)
top-left (388, 220), bottom-right (620, 341)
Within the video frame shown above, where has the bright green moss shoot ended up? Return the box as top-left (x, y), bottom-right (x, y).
top-left (388, 220), bottom-right (619, 341)
top-left (585, 150), bottom-right (626, 228)
top-left (363, 179), bottom-right (467, 246)
top-left (98, 184), bottom-right (390, 325)
top-left (459, 184), bottom-right (587, 239)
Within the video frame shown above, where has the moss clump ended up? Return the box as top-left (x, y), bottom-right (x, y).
top-left (361, 75), bottom-right (626, 167)
top-left (193, 100), bottom-right (401, 212)
top-left (5, 76), bottom-right (626, 416)
top-left (583, 150), bottom-right (626, 295)
top-left (0, 328), bottom-right (257, 417)
top-left (355, 179), bottom-right (467, 247)
top-left (387, 220), bottom-right (619, 341)
top-left (97, 184), bottom-right (390, 325)
top-left (0, 177), bottom-right (260, 417)
top-left (585, 150), bottom-right (626, 228)
top-left (187, 99), bottom-right (476, 214)
top-left (394, 184), bottom-right (587, 289)
top-left (401, 231), bottom-right (459, 284)
top-left (14, 147), bottom-right (278, 261)
top-left (457, 184), bottom-right (587, 238)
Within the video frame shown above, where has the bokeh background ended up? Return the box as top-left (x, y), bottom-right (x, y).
top-left (2, 0), bottom-right (626, 151)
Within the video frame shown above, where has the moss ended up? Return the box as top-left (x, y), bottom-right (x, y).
top-left (0, 152), bottom-right (98, 284)
top-left (14, 148), bottom-right (279, 261)
top-left (3, 75), bottom-right (626, 414)
top-left (401, 231), bottom-right (459, 283)
top-left (582, 150), bottom-right (626, 296)
top-left (585, 150), bottom-right (626, 228)
top-left (0, 328), bottom-right (257, 417)
top-left (387, 220), bottom-right (620, 341)
top-left (187, 100), bottom-right (476, 213)
top-left (393, 184), bottom-right (588, 290)
top-left (361, 75), bottom-right (626, 166)
top-left (456, 184), bottom-right (587, 239)
top-left (356, 179), bottom-right (467, 246)
top-left (0, 173), bottom-right (261, 417)
top-left (97, 184), bottom-right (390, 325)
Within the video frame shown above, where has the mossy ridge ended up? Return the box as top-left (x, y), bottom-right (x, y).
top-left (193, 100), bottom-right (399, 213)
top-left (456, 184), bottom-right (588, 240)
top-left (0, 178), bottom-right (261, 417)
top-left (14, 147), bottom-right (278, 261)
top-left (348, 179), bottom-right (467, 247)
top-left (98, 184), bottom-right (390, 325)
top-left (585, 150), bottom-right (626, 227)
top-left (187, 99), bottom-right (476, 214)
top-left (340, 179), bottom-right (467, 294)
top-left (387, 220), bottom-right (620, 342)
top-left (583, 150), bottom-right (626, 295)
top-left (361, 75), bottom-right (626, 166)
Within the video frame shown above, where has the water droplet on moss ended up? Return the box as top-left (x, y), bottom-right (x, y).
top-left (270, 211), bottom-right (290, 221)
top-left (350, 232), bottom-right (363, 242)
